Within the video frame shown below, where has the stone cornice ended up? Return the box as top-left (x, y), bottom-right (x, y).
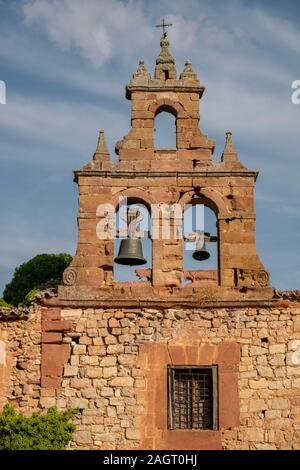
top-left (126, 84), bottom-right (205, 100)
top-left (74, 169), bottom-right (259, 182)
top-left (41, 297), bottom-right (294, 310)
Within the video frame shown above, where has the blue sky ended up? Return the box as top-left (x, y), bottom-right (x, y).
top-left (0, 0), bottom-right (299, 294)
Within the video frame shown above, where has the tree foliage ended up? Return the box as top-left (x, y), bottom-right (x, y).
top-left (0, 405), bottom-right (78, 450)
top-left (3, 253), bottom-right (72, 306)
top-left (0, 298), bottom-right (12, 308)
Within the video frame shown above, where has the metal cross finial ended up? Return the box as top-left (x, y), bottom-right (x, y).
top-left (156, 18), bottom-right (173, 37)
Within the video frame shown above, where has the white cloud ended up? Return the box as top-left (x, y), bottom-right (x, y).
top-left (0, 0), bottom-right (299, 293)
top-left (0, 93), bottom-right (128, 165)
top-left (22, 0), bottom-right (154, 67)
top-left (162, 14), bottom-right (199, 52)
top-left (255, 8), bottom-right (300, 54)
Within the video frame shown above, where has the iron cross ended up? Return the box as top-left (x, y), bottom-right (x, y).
top-left (156, 18), bottom-right (173, 37)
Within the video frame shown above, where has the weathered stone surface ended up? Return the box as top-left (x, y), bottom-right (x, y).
top-left (249, 399), bottom-right (267, 412)
top-left (110, 377), bottom-right (134, 387)
top-left (1, 302), bottom-right (300, 450)
top-left (1, 33), bottom-right (299, 452)
top-left (272, 398), bottom-right (289, 410)
top-left (74, 430), bottom-right (93, 445)
top-left (103, 367), bottom-right (118, 378)
top-left (63, 365), bottom-right (78, 377)
top-left (269, 344), bottom-right (286, 354)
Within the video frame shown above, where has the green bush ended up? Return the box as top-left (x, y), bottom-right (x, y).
top-left (24, 288), bottom-right (43, 304)
top-left (0, 298), bottom-right (12, 308)
top-left (3, 253), bottom-right (72, 306)
top-left (0, 404), bottom-right (79, 450)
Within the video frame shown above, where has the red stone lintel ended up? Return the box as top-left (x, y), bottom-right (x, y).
top-left (42, 320), bottom-right (73, 332)
top-left (158, 430), bottom-right (222, 450)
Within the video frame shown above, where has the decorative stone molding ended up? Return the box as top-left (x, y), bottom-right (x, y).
top-left (63, 267), bottom-right (77, 286)
top-left (235, 269), bottom-right (270, 289)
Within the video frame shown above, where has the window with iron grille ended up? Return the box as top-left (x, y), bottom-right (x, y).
top-left (168, 366), bottom-right (218, 430)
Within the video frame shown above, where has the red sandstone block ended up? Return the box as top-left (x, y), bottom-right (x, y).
top-left (78, 176), bottom-right (105, 186)
top-left (41, 344), bottom-right (71, 368)
top-left (133, 161), bottom-right (151, 170)
top-left (198, 344), bottom-right (217, 365)
top-left (219, 371), bottom-right (240, 429)
top-left (176, 118), bottom-right (198, 128)
top-left (140, 139), bottom-right (153, 149)
top-left (131, 111), bottom-right (153, 119)
top-left (42, 308), bottom-right (61, 321)
top-left (146, 93), bottom-right (157, 100)
top-left (188, 110), bottom-right (200, 119)
top-left (190, 136), bottom-right (214, 149)
top-left (150, 161), bottom-right (178, 171)
top-left (132, 92), bottom-right (148, 100)
top-left (144, 119), bottom-right (154, 128)
top-left (41, 376), bottom-right (62, 389)
top-left (42, 365), bottom-right (63, 376)
top-left (101, 162), bottom-right (114, 171)
top-left (160, 430), bottom-right (222, 450)
top-left (132, 100), bottom-right (149, 111)
top-left (42, 332), bottom-right (63, 344)
top-left (168, 345), bottom-right (186, 364)
top-left (119, 149), bottom-right (154, 161)
top-left (114, 163), bottom-right (135, 173)
top-left (122, 140), bottom-right (140, 150)
top-left (42, 320), bottom-right (73, 332)
top-left (176, 139), bottom-right (190, 149)
top-left (127, 128), bottom-right (153, 139)
top-left (177, 149), bottom-right (211, 160)
top-left (132, 119), bottom-right (144, 128)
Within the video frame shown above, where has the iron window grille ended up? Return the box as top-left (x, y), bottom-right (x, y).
top-left (168, 366), bottom-right (218, 430)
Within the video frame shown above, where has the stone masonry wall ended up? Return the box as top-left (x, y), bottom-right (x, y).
top-left (0, 305), bottom-right (41, 413)
top-left (0, 302), bottom-right (300, 450)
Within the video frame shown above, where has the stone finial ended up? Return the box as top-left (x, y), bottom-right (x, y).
top-left (221, 132), bottom-right (238, 163)
top-left (94, 129), bottom-right (110, 161)
top-left (131, 59), bottom-right (151, 84)
top-left (155, 35), bottom-right (177, 80)
top-left (180, 60), bottom-right (198, 80)
top-left (133, 60), bottom-right (151, 80)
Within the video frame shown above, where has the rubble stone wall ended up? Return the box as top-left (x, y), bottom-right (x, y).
top-left (1, 302), bottom-right (300, 450)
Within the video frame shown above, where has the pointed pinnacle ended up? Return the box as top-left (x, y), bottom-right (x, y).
top-left (94, 129), bottom-right (110, 160)
top-left (221, 132), bottom-right (238, 163)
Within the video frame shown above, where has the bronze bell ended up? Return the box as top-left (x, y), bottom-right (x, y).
top-left (114, 239), bottom-right (147, 266)
top-left (192, 240), bottom-right (210, 261)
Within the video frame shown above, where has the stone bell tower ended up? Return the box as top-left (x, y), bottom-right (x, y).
top-left (59, 32), bottom-right (270, 303)
top-left (3, 28), bottom-right (298, 453)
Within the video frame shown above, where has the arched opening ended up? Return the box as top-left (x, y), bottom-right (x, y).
top-left (154, 109), bottom-right (176, 149)
top-left (183, 203), bottom-right (218, 283)
top-left (114, 200), bottom-right (152, 283)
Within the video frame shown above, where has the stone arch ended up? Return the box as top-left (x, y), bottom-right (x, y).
top-left (112, 188), bottom-right (155, 213)
top-left (179, 188), bottom-right (230, 219)
top-left (113, 189), bottom-right (153, 283)
top-left (148, 98), bottom-right (187, 119)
